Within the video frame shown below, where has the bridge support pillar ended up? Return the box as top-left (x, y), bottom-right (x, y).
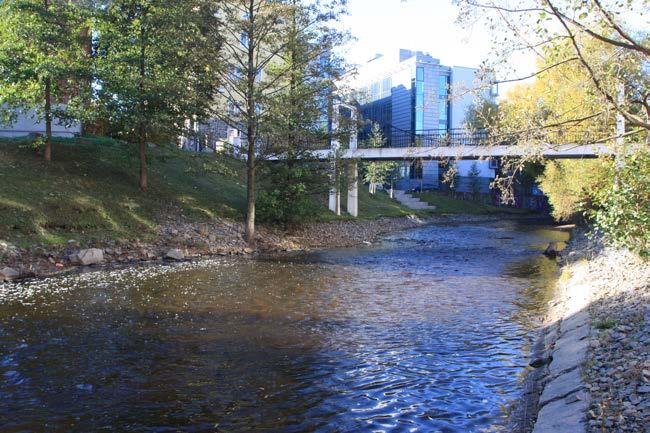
top-left (347, 161), bottom-right (358, 217)
top-left (329, 187), bottom-right (341, 215)
top-left (329, 157), bottom-right (341, 215)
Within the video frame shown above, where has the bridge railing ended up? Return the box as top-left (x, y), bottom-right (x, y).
top-left (357, 126), bottom-right (623, 149)
top-left (358, 128), bottom-right (495, 148)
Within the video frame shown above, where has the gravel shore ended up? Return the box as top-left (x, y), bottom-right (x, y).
top-left (0, 213), bottom-right (507, 281)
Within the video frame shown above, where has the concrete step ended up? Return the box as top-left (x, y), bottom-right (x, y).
top-left (393, 190), bottom-right (436, 211)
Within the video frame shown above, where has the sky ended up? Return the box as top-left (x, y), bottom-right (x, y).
top-left (339, 0), bottom-right (535, 73)
top-left (338, 0), bottom-right (648, 96)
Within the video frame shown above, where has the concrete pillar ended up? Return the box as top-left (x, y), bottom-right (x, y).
top-left (329, 184), bottom-right (341, 215)
top-left (347, 161), bottom-right (358, 217)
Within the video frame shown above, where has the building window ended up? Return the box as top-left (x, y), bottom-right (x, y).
top-left (416, 67), bottom-right (424, 82)
top-left (381, 77), bottom-right (392, 98)
top-left (415, 111), bottom-right (424, 132)
top-left (416, 82), bottom-right (424, 107)
top-left (438, 75), bottom-right (450, 130)
top-left (371, 82), bottom-right (380, 100)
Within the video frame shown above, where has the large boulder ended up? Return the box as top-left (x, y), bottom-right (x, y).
top-left (76, 248), bottom-right (104, 266)
top-left (165, 248), bottom-right (185, 261)
top-left (0, 267), bottom-right (20, 281)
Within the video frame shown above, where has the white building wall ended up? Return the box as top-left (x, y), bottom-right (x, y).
top-left (450, 66), bottom-right (478, 130)
top-left (0, 108), bottom-right (81, 138)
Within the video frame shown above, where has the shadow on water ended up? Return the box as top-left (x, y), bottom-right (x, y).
top-left (0, 221), bottom-right (569, 433)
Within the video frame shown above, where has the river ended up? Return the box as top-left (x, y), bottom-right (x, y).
top-left (0, 220), bottom-right (569, 433)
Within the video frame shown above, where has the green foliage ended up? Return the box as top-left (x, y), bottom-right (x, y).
top-left (257, 159), bottom-right (329, 226)
top-left (468, 162), bottom-right (481, 196)
top-left (0, 0), bottom-right (91, 145)
top-left (589, 151), bottom-right (650, 255)
top-left (94, 0), bottom-right (219, 143)
top-left (361, 124), bottom-right (398, 193)
top-left (594, 318), bottom-right (618, 331)
top-left (539, 151), bottom-right (649, 254)
top-left (538, 159), bottom-right (612, 222)
top-left (465, 99), bottom-right (500, 131)
top-left (215, 0), bottom-right (347, 241)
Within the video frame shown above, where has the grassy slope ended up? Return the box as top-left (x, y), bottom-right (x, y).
top-left (314, 187), bottom-right (425, 222)
top-left (0, 137), bottom-right (418, 245)
top-left (414, 191), bottom-right (530, 215)
top-left (0, 137), bottom-right (247, 245)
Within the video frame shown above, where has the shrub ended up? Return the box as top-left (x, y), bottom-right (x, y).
top-left (538, 159), bottom-right (612, 222)
top-left (468, 162), bottom-right (481, 196)
top-left (257, 159), bottom-right (328, 226)
top-left (589, 151), bottom-right (650, 256)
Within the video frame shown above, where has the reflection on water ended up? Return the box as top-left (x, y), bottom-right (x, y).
top-left (0, 221), bottom-right (568, 433)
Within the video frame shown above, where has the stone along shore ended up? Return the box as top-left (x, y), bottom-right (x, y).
top-left (0, 214), bottom-right (505, 281)
top-left (527, 231), bottom-right (649, 433)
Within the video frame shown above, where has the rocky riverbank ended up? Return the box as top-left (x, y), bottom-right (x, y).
top-left (0, 213), bottom-right (506, 282)
top-left (524, 230), bottom-right (649, 433)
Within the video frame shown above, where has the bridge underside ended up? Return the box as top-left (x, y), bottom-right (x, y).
top-left (310, 143), bottom-right (612, 161)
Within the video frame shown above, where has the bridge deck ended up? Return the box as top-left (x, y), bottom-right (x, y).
top-left (308, 143), bottom-right (612, 161)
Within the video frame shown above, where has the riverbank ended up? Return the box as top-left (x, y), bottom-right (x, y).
top-left (1, 213), bottom-right (518, 282)
top-left (1, 136), bottom-right (534, 281)
top-left (525, 230), bottom-right (649, 433)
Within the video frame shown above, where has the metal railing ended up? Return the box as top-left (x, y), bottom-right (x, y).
top-left (356, 126), bottom-right (630, 149)
top-left (358, 127), bottom-right (493, 148)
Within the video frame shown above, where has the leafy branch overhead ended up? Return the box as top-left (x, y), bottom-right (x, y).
top-left (454, 0), bottom-right (649, 138)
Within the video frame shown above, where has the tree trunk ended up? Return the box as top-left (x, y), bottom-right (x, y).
top-left (138, 18), bottom-right (147, 192)
top-left (44, 77), bottom-right (52, 162)
top-left (244, 0), bottom-right (257, 245)
top-left (245, 142), bottom-right (255, 244)
top-left (139, 126), bottom-right (147, 191)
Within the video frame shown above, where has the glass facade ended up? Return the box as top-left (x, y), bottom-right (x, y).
top-left (438, 75), bottom-right (450, 129)
top-left (371, 82), bottom-right (380, 100)
top-left (414, 67), bottom-right (425, 133)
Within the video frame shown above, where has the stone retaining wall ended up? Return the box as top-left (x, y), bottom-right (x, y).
top-left (529, 231), bottom-right (649, 433)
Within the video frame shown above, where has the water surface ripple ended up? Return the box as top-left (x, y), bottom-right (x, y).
top-left (0, 221), bottom-right (568, 432)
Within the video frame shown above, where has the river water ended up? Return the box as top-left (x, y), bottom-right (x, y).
top-left (0, 221), bottom-right (568, 433)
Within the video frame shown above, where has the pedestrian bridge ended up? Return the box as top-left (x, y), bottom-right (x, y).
top-left (312, 139), bottom-right (615, 218)
top-left (271, 117), bottom-right (644, 218)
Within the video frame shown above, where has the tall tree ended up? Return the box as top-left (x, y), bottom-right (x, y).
top-left (215, 0), bottom-right (339, 243)
top-left (361, 123), bottom-right (398, 194)
top-left (0, 0), bottom-right (91, 161)
top-left (215, 0), bottom-right (287, 243)
top-left (94, 0), bottom-right (220, 191)
top-left (256, 0), bottom-right (348, 223)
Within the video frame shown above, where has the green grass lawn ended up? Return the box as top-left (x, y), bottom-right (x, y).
top-left (357, 188), bottom-right (428, 219)
top-left (315, 187), bottom-right (428, 222)
top-left (0, 136), bottom-right (248, 245)
top-left (0, 137), bottom-right (421, 246)
top-left (413, 191), bottom-right (530, 215)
